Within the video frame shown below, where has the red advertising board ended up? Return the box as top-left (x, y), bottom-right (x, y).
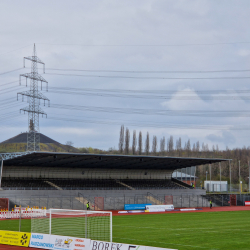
top-left (245, 201), bottom-right (250, 206)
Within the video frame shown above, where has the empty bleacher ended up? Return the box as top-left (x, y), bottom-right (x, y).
top-left (1, 178), bottom-right (187, 190)
top-left (120, 179), bottom-right (186, 189)
top-left (1, 178), bottom-right (56, 190)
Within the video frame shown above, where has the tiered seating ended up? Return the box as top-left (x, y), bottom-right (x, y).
top-left (1, 178), bottom-right (56, 190)
top-left (1, 178), bottom-right (186, 190)
top-left (48, 179), bottom-right (128, 190)
top-left (121, 179), bottom-right (186, 189)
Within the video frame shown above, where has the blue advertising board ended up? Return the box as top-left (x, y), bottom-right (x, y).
top-left (124, 204), bottom-right (152, 210)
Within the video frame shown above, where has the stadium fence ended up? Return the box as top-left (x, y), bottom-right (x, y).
top-left (2, 194), bottom-right (250, 210)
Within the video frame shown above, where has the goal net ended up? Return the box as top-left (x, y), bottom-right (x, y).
top-left (31, 209), bottom-right (112, 242)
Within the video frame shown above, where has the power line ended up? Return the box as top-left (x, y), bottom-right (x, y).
top-left (46, 116), bottom-right (250, 131)
top-left (0, 45), bottom-right (32, 56)
top-left (45, 72), bottom-right (250, 80)
top-left (46, 87), bottom-right (250, 100)
top-left (37, 41), bottom-right (250, 47)
top-left (0, 68), bottom-right (23, 76)
top-left (0, 80), bottom-right (19, 87)
top-left (46, 67), bottom-right (250, 74)
top-left (49, 103), bottom-right (250, 117)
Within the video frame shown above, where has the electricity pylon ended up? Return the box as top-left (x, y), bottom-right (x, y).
top-left (17, 44), bottom-right (50, 151)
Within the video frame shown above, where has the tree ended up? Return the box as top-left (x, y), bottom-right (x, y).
top-left (124, 127), bottom-right (130, 154)
top-left (196, 141), bottom-right (200, 152)
top-left (160, 136), bottom-right (165, 155)
top-left (168, 135), bottom-right (174, 152)
top-left (138, 131), bottom-right (142, 155)
top-left (65, 141), bottom-right (74, 152)
top-left (119, 125), bottom-right (124, 153)
top-left (186, 139), bottom-right (191, 156)
top-left (132, 130), bottom-right (137, 155)
top-left (176, 137), bottom-right (182, 156)
top-left (145, 132), bottom-right (150, 155)
top-left (152, 135), bottom-right (157, 155)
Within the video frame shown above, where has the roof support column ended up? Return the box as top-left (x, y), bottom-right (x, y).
top-left (0, 157), bottom-right (3, 188)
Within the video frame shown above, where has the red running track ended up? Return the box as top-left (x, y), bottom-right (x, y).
top-left (1, 206), bottom-right (250, 250)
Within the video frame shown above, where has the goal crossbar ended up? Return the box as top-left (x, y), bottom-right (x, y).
top-left (31, 209), bottom-right (112, 242)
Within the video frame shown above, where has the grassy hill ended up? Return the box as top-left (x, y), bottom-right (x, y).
top-left (0, 133), bottom-right (78, 153)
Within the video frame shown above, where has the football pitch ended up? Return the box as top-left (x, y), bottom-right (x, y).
top-left (1, 210), bottom-right (250, 250)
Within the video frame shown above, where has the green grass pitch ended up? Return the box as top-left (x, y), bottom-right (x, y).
top-left (1, 211), bottom-right (250, 250)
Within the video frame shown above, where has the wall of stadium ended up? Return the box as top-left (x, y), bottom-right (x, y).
top-left (3, 167), bottom-right (173, 179)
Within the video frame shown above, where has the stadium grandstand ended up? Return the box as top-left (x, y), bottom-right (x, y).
top-left (0, 152), bottom-right (229, 210)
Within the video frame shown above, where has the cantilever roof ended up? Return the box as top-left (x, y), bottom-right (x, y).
top-left (2, 152), bottom-right (229, 170)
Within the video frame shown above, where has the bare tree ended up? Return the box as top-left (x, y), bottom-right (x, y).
top-left (160, 136), bottom-right (165, 155)
top-left (168, 135), bottom-right (174, 152)
top-left (138, 131), bottom-right (142, 155)
top-left (65, 141), bottom-right (74, 152)
top-left (124, 127), bottom-right (130, 154)
top-left (145, 132), bottom-right (150, 155)
top-left (132, 130), bottom-right (137, 155)
top-left (186, 139), bottom-right (191, 156)
top-left (176, 137), bottom-right (182, 156)
top-left (152, 135), bottom-right (157, 155)
top-left (119, 125), bottom-right (124, 153)
top-left (196, 141), bottom-right (200, 152)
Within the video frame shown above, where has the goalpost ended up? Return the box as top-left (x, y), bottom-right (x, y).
top-left (31, 209), bottom-right (112, 242)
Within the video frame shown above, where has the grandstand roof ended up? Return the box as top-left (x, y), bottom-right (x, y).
top-left (2, 152), bottom-right (229, 170)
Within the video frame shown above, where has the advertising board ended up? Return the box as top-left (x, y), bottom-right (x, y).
top-left (90, 240), bottom-right (177, 250)
top-left (124, 204), bottom-right (151, 210)
top-left (0, 230), bottom-right (31, 247)
top-left (245, 201), bottom-right (250, 206)
top-left (145, 205), bottom-right (174, 212)
top-left (29, 233), bottom-right (90, 250)
top-left (29, 233), bottom-right (52, 249)
top-left (90, 240), bottom-right (146, 250)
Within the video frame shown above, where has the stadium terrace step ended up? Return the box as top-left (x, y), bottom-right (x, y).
top-left (75, 196), bottom-right (102, 210)
top-left (146, 195), bottom-right (163, 205)
top-left (116, 180), bottom-right (135, 190)
top-left (44, 180), bottom-right (63, 190)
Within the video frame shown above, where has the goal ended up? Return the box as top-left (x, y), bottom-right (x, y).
top-left (31, 209), bottom-right (112, 242)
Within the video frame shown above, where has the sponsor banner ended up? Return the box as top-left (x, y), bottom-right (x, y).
top-left (145, 205), bottom-right (174, 212)
top-left (50, 235), bottom-right (90, 250)
top-left (124, 204), bottom-right (151, 210)
top-left (29, 233), bottom-right (90, 250)
top-left (0, 209), bottom-right (46, 219)
top-left (245, 201), bottom-right (250, 206)
top-left (0, 230), bottom-right (31, 247)
top-left (30, 233), bottom-right (52, 249)
top-left (90, 241), bottom-right (177, 250)
top-left (90, 240), bottom-right (146, 250)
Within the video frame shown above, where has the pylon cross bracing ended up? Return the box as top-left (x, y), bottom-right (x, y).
top-left (17, 44), bottom-right (50, 152)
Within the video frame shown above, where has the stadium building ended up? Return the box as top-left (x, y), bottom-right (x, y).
top-left (0, 151), bottom-right (228, 211)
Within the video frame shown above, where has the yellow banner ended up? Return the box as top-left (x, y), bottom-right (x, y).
top-left (0, 230), bottom-right (31, 247)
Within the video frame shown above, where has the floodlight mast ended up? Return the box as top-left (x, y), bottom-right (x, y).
top-left (17, 44), bottom-right (50, 152)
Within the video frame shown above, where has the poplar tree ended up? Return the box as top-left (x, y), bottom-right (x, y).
top-left (138, 131), bottom-right (142, 155)
top-left (124, 127), bottom-right (130, 155)
top-left (132, 130), bottom-right (137, 155)
top-left (145, 132), bottom-right (150, 155)
top-left (152, 135), bottom-right (157, 155)
top-left (119, 125), bottom-right (124, 153)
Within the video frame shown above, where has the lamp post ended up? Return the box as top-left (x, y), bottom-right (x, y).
top-left (0, 156), bottom-right (3, 189)
top-left (229, 161), bottom-right (231, 193)
top-left (239, 160), bottom-right (241, 195)
top-left (206, 171), bottom-right (208, 181)
top-left (219, 162), bottom-right (221, 192)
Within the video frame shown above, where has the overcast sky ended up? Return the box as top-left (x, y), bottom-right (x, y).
top-left (1, 0), bottom-right (250, 151)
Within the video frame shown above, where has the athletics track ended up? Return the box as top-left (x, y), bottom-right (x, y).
top-left (1, 205), bottom-right (250, 250)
